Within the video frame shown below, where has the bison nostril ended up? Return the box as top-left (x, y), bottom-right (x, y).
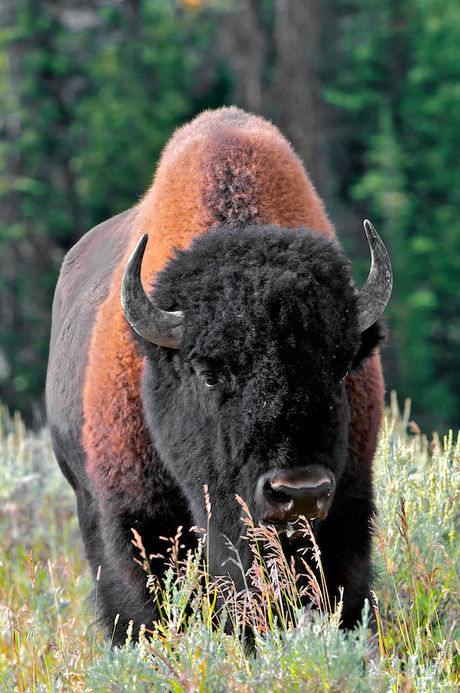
top-left (319, 488), bottom-right (332, 502)
top-left (260, 480), bottom-right (294, 520)
top-left (264, 481), bottom-right (293, 506)
top-left (317, 489), bottom-right (333, 517)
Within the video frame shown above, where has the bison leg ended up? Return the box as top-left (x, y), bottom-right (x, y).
top-left (74, 489), bottom-right (160, 644)
top-left (316, 491), bottom-right (375, 628)
top-left (311, 351), bottom-right (383, 627)
top-left (74, 487), bottom-right (198, 646)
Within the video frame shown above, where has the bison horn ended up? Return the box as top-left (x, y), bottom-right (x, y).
top-left (356, 220), bottom-right (393, 332)
top-left (121, 234), bottom-right (183, 349)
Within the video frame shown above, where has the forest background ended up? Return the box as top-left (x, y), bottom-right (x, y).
top-left (1, 0), bottom-right (460, 434)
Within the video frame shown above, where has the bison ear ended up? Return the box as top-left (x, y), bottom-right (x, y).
top-left (356, 220), bottom-right (393, 333)
top-left (351, 318), bottom-right (387, 371)
top-left (121, 234), bottom-right (184, 349)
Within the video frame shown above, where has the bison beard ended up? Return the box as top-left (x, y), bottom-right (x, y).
top-left (46, 107), bottom-right (390, 646)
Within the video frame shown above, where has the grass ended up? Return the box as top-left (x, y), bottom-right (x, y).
top-left (0, 394), bottom-right (459, 691)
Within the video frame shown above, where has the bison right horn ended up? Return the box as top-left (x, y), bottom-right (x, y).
top-left (356, 220), bottom-right (393, 332)
top-left (121, 234), bottom-right (184, 349)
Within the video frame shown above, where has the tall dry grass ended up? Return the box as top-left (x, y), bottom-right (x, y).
top-left (0, 395), bottom-right (459, 691)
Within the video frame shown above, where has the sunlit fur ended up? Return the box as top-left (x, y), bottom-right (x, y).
top-left (46, 107), bottom-right (386, 645)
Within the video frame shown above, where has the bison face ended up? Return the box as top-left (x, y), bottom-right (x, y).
top-left (124, 223), bottom-right (388, 584)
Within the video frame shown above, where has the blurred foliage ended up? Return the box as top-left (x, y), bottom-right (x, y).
top-left (1, 0), bottom-right (460, 432)
top-left (0, 0), bottom-right (230, 423)
top-left (323, 0), bottom-right (460, 430)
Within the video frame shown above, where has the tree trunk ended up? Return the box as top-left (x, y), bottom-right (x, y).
top-left (274, 0), bottom-right (329, 196)
top-left (214, 0), bottom-right (331, 199)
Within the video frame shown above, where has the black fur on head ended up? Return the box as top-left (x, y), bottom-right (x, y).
top-left (139, 224), bottom-right (383, 585)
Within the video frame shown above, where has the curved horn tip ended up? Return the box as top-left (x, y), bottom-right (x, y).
top-left (357, 219), bottom-right (393, 332)
top-left (121, 235), bottom-right (150, 319)
top-left (363, 219), bottom-right (376, 237)
top-left (131, 233), bottom-right (149, 264)
top-left (121, 233), bottom-right (183, 349)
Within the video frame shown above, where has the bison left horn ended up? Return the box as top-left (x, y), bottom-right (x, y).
top-left (121, 234), bottom-right (183, 349)
top-left (356, 220), bottom-right (393, 332)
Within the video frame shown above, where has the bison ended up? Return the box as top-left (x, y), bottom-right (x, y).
top-left (46, 106), bottom-right (392, 645)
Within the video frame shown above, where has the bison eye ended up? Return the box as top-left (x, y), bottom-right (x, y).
top-left (191, 358), bottom-right (223, 391)
top-left (202, 372), bottom-right (220, 390)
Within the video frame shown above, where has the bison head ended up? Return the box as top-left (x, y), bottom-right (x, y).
top-left (121, 223), bottom-right (391, 586)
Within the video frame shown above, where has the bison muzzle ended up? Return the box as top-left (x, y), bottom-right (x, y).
top-left (257, 466), bottom-right (336, 526)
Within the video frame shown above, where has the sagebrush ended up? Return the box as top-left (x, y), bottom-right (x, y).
top-left (0, 396), bottom-right (459, 691)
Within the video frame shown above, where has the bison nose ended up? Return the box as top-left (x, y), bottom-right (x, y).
top-left (256, 465), bottom-right (335, 525)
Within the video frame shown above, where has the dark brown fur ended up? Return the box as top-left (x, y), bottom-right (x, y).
top-left (79, 108), bottom-right (379, 502)
top-left (46, 107), bottom-right (384, 643)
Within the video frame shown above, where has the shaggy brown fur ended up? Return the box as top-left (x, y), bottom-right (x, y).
top-left (47, 107), bottom-right (386, 643)
top-left (81, 107), bottom-right (381, 501)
